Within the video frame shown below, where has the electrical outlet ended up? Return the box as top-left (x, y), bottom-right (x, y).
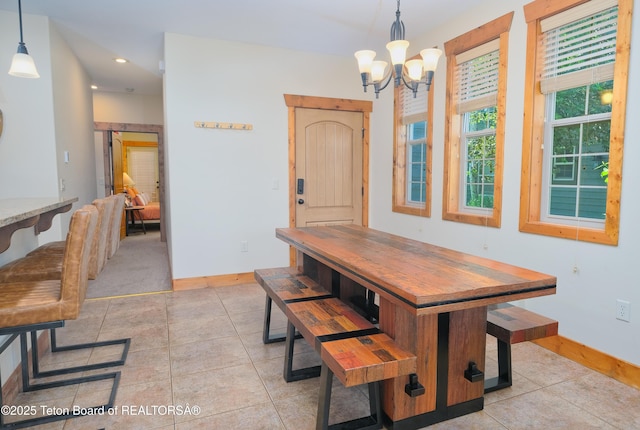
top-left (240, 241), bottom-right (248, 252)
top-left (616, 299), bottom-right (630, 322)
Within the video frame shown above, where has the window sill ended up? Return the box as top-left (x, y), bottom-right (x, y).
top-left (519, 220), bottom-right (618, 246)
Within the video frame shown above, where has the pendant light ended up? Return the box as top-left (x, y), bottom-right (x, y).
top-left (8, 0), bottom-right (40, 79)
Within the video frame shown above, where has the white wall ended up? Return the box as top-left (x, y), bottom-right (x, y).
top-left (93, 92), bottom-right (164, 125)
top-left (0, 11), bottom-right (96, 246)
top-left (368, 0), bottom-right (640, 366)
top-left (0, 11), bottom-right (58, 201)
top-left (49, 24), bottom-right (97, 232)
top-left (163, 34), bottom-right (379, 280)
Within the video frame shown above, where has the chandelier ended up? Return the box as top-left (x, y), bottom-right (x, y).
top-left (355, 0), bottom-right (441, 98)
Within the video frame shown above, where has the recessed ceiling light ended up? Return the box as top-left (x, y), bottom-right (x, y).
top-left (91, 85), bottom-right (98, 90)
top-left (114, 58), bottom-right (128, 64)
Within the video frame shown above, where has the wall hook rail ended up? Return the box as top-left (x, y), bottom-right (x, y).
top-left (194, 121), bottom-right (253, 131)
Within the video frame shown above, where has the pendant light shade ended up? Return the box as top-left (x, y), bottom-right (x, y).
top-left (8, 0), bottom-right (40, 79)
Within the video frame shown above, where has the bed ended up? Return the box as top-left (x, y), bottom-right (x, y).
top-left (125, 188), bottom-right (160, 221)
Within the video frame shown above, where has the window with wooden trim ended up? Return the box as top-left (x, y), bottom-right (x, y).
top-left (442, 13), bottom-right (513, 227)
top-left (392, 59), bottom-right (433, 217)
top-left (520, 0), bottom-right (631, 245)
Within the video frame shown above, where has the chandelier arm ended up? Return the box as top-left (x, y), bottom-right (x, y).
top-left (374, 72), bottom-right (394, 96)
top-left (400, 72), bottom-right (421, 98)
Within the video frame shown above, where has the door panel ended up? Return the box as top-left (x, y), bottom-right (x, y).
top-left (295, 108), bottom-right (363, 227)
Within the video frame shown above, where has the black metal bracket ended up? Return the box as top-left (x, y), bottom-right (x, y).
top-left (464, 361), bottom-right (484, 383)
top-left (404, 373), bottom-right (425, 397)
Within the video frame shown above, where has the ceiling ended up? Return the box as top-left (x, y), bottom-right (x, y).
top-left (0, 0), bottom-right (485, 96)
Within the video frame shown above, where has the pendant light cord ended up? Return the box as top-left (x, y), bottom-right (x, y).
top-left (17, 0), bottom-right (25, 45)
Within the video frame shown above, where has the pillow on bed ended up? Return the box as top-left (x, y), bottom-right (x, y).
top-left (134, 194), bottom-right (146, 206)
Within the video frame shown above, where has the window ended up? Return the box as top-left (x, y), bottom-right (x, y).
top-left (463, 106), bottom-right (497, 212)
top-left (520, 0), bottom-right (631, 245)
top-left (443, 13), bottom-right (513, 227)
top-left (392, 59), bottom-right (434, 217)
top-left (407, 121), bottom-right (427, 204)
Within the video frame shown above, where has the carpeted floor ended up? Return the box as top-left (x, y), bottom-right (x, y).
top-left (87, 226), bottom-right (171, 298)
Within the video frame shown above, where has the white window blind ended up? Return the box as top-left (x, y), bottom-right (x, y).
top-left (540, 1), bottom-right (618, 94)
top-left (128, 147), bottom-right (158, 201)
top-left (401, 83), bottom-right (428, 125)
top-left (455, 39), bottom-right (500, 114)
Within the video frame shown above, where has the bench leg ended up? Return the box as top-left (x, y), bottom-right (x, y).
top-left (263, 295), bottom-right (285, 344)
top-left (316, 363), bottom-right (333, 430)
top-left (484, 337), bottom-right (512, 393)
top-left (315, 362), bottom-right (382, 430)
top-left (283, 322), bottom-right (321, 382)
top-left (263, 295), bottom-right (302, 345)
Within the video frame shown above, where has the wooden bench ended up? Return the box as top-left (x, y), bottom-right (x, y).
top-left (484, 303), bottom-right (558, 393)
top-left (284, 297), bottom-right (380, 382)
top-left (255, 267), bottom-right (332, 344)
top-left (256, 267), bottom-right (419, 428)
top-left (317, 333), bottom-right (416, 430)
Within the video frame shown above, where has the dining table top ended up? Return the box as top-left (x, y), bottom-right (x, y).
top-left (276, 225), bottom-right (556, 314)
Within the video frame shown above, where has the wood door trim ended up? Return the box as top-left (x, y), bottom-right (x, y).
top-left (284, 94), bottom-right (373, 113)
top-left (284, 94), bottom-right (372, 265)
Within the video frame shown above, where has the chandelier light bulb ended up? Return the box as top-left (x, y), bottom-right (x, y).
top-left (354, 50), bottom-right (376, 74)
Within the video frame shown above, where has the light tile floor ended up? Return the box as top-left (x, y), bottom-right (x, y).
top-left (4, 284), bottom-right (640, 429)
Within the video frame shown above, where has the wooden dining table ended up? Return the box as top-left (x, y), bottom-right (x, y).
top-left (275, 225), bottom-right (556, 429)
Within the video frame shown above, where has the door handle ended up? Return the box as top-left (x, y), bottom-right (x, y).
top-left (298, 199), bottom-right (305, 205)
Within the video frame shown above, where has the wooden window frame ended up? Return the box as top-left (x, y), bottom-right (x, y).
top-left (392, 56), bottom-right (434, 217)
top-left (519, 0), bottom-right (631, 245)
top-left (442, 12), bottom-right (513, 228)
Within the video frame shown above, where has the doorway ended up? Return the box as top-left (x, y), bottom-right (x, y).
top-left (94, 122), bottom-right (165, 242)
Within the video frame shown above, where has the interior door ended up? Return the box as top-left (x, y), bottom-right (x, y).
top-left (295, 108), bottom-right (363, 227)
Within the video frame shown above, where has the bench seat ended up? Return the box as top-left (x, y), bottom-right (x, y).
top-left (485, 303), bottom-right (558, 393)
top-left (283, 297), bottom-right (380, 383)
top-left (286, 298), bottom-right (379, 352)
top-left (321, 333), bottom-right (417, 388)
top-left (255, 267), bottom-right (332, 344)
top-left (317, 333), bottom-right (416, 430)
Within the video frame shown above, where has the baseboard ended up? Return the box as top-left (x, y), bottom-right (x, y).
top-left (533, 335), bottom-right (640, 390)
top-left (1, 331), bottom-right (49, 406)
top-left (172, 272), bottom-right (255, 291)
